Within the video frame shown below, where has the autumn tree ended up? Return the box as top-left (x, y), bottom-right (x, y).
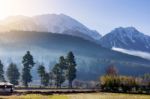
top-left (106, 65), bottom-right (118, 76)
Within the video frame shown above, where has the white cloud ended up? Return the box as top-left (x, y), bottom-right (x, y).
top-left (112, 47), bottom-right (150, 60)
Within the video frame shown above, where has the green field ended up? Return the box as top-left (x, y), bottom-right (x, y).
top-left (0, 93), bottom-right (150, 99)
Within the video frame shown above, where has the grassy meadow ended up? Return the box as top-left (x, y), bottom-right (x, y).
top-left (0, 93), bottom-right (150, 99)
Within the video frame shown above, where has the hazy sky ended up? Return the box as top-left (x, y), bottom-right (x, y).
top-left (0, 0), bottom-right (150, 35)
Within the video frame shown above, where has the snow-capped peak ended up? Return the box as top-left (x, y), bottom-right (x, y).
top-left (0, 14), bottom-right (102, 41)
top-left (100, 27), bottom-right (150, 52)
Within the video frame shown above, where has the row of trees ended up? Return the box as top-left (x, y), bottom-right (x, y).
top-left (100, 65), bottom-right (150, 93)
top-left (0, 61), bottom-right (20, 85)
top-left (37, 52), bottom-right (77, 88)
top-left (0, 51), bottom-right (77, 88)
top-left (0, 51), bottom-right (35, 87)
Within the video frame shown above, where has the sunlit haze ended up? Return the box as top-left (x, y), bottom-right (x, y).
top-left (0, 0), bottom-right (150, 35)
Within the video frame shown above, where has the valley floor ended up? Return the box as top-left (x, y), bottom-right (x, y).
top-left (0, 93), bottom-right (150, 99)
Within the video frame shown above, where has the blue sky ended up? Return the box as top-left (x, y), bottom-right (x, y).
top-left (0, 0), bottom-right (150, 35)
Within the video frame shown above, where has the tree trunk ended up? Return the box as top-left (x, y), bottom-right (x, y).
top-left (60, 84), bottom-right (61, 89)
top-left (69, 81), bottom-right (72, 88)
top-left (56, 83), bottom-right (59, 88)
top-left (25, 82), bottom-right (28, 88)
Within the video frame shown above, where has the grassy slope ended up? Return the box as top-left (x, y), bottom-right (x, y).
top-left (67, 93), bottom-right (150, 99)
top-left (0, 93), bottom-right (150, 99)
top-left (0, 94), bottom-right (67, 99)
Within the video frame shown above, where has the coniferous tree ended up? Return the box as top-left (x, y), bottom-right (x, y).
top-left (52, 63), bottom-right (61, 88)
top-left (52, 56), bottom-right (67, 88)
top-left (66, 51), bottom-right (77, 88)
top-left (49, 72), bottom-right (54, 87)
top-left (0, 60), bottom-right (5, 82)
top-left (42, 73), bottom-right (49, 86)
top-left (38, 65), bottom-right (45, 78)
top-left (22, 51), bottom-right (35, 87)
top-left (52, 63), bottom-right (65, 88)
top-left (58, 56), bottom-right (66, 87)
top-left (59, 56), bottom-right (67, 70)
top-left (37, 64), bottom-right (49, 86)
top-left (7, 63), bottom-right (20, 85)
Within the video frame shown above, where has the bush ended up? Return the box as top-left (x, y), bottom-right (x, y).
top-left (100, 75), bottom-right (141, 92)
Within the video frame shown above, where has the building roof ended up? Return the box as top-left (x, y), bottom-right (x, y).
top-left (0, 82), bottom-right (13, 86)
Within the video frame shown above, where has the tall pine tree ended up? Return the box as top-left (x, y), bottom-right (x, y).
top-left (59, 56), bottom-right (67, 70)
top-left (49, 72), bottom-right (54, 87)
top-left (7, 63), bottom-right (20, 85)
top-left (42, 73), bottom-right (49, 87)
top-left (52, 56), bottom-right (66, 88)
top-left (52, 64), bottom-right (61, 88)
top-left (66, 51), bottom-right (77, 88)
top-left (0, 60), bottom-right (5, 82)
top-left (37, 64), bottom-right (49, 87)
top-left (52, 63), bottom-right (65, 88)
top-left (22, 51), bottom-right (35, 87)
top-left (38, 65), bottom-right (45, 78)
top-left (58, 56), bottom-right (66, 87)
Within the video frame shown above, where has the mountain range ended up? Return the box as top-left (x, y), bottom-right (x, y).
top-left (0, 14), bottom-right (150, 80)
top-left (100, 27), bottom-right (150, 53)
top-left (0, 14), bottom-right (150, 53)
top-left (0, 14), bottom-right (101, 41)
